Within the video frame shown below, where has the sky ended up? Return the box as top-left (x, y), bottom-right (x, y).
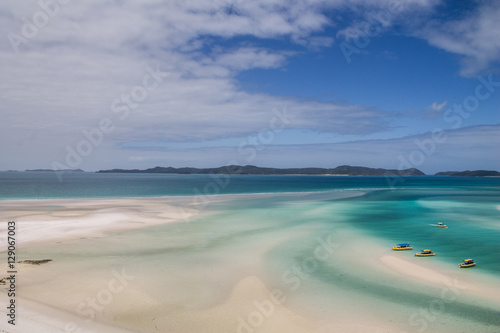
top-left (0, 0), bottom-right (499, 174)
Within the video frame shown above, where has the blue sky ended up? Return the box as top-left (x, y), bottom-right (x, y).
top-left (0, 0), bottom-right (499, 174)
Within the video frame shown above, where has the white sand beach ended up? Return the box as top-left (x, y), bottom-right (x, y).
top-left (0, 197), bottom-right (200, 332)
top-left (0, 197), bottom-right (200, 248)
top-left (1, 195), bottom-right (499, 333)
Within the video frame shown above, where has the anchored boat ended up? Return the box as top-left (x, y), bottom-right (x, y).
top-left (415, 249), bottom-right (435, 257)
top-left (392, 243), bottom-right (413, 251)
top-left (459, 259), bottom-right (476, 268)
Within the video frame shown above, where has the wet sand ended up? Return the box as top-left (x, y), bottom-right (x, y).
top-left (1, 194), bottom-right (499, 332)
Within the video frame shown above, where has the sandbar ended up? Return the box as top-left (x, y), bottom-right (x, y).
top-left (1, 194), bottom-right (499, 332)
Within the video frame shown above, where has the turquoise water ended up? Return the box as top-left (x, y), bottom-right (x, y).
top-left (8, 172), bottom-right (500, 331)
top-left (2, 172), bottom-right (499, 276)
top-left (337, 188), bottom-right (500, 273)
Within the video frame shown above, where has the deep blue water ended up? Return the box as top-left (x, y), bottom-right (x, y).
top-left (0, 172), bottom-right (499, 199)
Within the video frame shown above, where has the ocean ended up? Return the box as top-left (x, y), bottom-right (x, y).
top-left (1, 171), bottom-right (499, 199)
top-left (2, 172), bottom-right (500, 332)
top-left (2, 172), bottom-right (500, 275)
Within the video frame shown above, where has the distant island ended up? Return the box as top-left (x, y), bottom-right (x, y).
top-left (2, 167), bottom-right (498, 177)
top-left (97, 165), bottom-right (426, 176)
top-left (435, 170), bottom-right (500, 177)
top-left (25, 169), bottom-right (85, 173)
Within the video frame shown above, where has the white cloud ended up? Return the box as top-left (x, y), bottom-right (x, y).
top-left (334, 1), bottom-right (500, 77)
top-left (0, 0), bottom-right (497, 171)
top-left (426, 101), bottom-right (447, 111)
top-left (423, 100), bottom-right (447, 119)
top-left (209, 47), bottom-right (288, 71)
top-left (336, 0), bottom-right (439, 41)
top-left (418, 1), bottom-right (500, 77)
top-left (250, 124), bottom-right (500, 174)
top-left (0, 0), bottom-right (393, 168)
top-left (56, 125), bottom-right (498, 173)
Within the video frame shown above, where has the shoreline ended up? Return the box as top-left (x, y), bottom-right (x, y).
top-left (380, 254), bottom-right (500, 306)
top-left (0, 196), bottom-right (206, 332)
top-left (0, 197), bottom-right (201, 248)
top-left (0, 188), bottom-right (365, 202)
top-left (0, 191), bottom-right (366, 248)
top-left (1, 193), bottom-right (499, 332)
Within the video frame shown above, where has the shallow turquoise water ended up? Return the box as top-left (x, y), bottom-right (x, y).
top-left (4, 173), bottom-right (500, 274)
top-left (6, 173), bottom-right (500, 331)
top-left (335, 189), bottom-right (500, 274)
top-left (19, 187), bottom-right (500, 332)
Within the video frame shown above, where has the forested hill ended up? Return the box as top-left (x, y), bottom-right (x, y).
top-left (435, 170), bottom-right (500, 177)
top-left (97, 165), bottom-right (426, 176)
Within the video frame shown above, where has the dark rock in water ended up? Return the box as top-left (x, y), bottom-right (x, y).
top-left (17, 259), bottom-right (53, 265)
